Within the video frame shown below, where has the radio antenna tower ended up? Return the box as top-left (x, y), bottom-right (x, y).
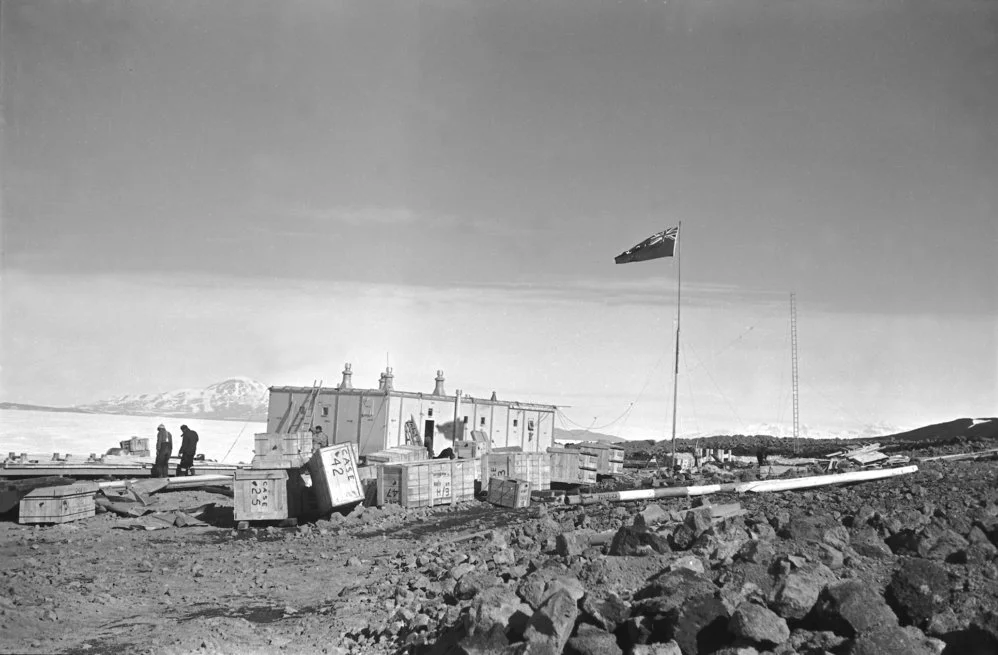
top-left (790, 292), bottom-right (800, 454)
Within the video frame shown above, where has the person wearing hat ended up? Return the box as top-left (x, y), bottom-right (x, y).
top-left (153, 424), bottom-right (173, 478)
top-left (176, 425), bottom-right (199, 477)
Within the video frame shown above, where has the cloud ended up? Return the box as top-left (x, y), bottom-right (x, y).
top-left (290, 205), bottom-right (424, 226)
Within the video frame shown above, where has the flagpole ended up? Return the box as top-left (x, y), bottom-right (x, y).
top-left (670, 222), bottom-right (682, 469)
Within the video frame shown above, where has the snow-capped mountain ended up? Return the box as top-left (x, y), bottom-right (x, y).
top-left (738, 421), bottom-right (902, 440)
top-left (76, 377), bottom-right (269, 421)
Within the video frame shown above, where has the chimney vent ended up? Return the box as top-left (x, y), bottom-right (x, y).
top-left (383, 366), bottom-right (394, 392)
top-left (340, 363), bottom-right (353, 390)
top-left (433, 370), bottom-right (446, 396)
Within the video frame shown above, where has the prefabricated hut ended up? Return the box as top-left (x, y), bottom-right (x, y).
top-left (267, 365), bottom-right (557, 458)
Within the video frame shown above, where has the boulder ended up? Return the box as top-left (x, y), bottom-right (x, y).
top-left (522, 589), bottom-right (580, 655)
top-left (660, 595), bottom-right (732, 655)
top-left (640, 503), bottom-right (671, 527)
top-left (813, 579), bottom-right (898, 637)
top-left (630, 642), bottom-right (682, 655)
top-left (728, 601), bottom-right (790, 646)
top-left (580, 592), bottom-right (630, 633)
top-left (610, 525), bottom-right (671, 556)
top-left (886, 559), bottom-right (949, 628)
top-left (464, 586), bottom-right (532, 641)
top-left (850, 527), bottom-right (893, 560)
top-left (564, 623), bottom-right (623, 655)
top-left (633, 568), bottom-right (718, 615)
top-left (845, 625), bottom-right (940, 655)
top-left (769, 564), bottom-right (835, 621)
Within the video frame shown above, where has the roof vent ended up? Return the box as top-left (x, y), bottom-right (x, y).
top-left (339, 363), bottom-right (353, 390)
top-left (433, 370), bottom-right (446, 396)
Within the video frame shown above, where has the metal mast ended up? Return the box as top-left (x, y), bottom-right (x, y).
top-left (790, 293), bottom-right (800, 454)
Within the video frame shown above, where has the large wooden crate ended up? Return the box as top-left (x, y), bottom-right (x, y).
top-left (577, 442), bottom-right (625, 475)
top-left (365, 445), bottom-right (430, 464)
top-left (548, 448), bottom-right (598, 485)
top-left (308, 444), bottom-right (364, 513)
top-left (252, 432), bottom-right (313, 468)
top-left (19, 482), bottom-right (98, 524)
top-left (377, 459), bottom-right (476, 508)
top-left (487, 478), bottom-right (531, 509)
top-left (481, 452), bottom-right (550, 491)
top-left (233, 468), bottom-right (305, 522)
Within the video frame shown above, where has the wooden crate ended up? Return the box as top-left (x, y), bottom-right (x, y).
top-left (252, 432), bottom-right (313, 468)
top-left (19, 482), bottom-right (98, 524)
top-left (308, 444), bottom-right (364, 513)
top-left (454, 431), bottom-right (491, 459)
top-left (487, 478), bottom-right (531, 508)
top-left (365, 445), bottom-right (430, 464)
top-left (377, 459), bottom-right (476, 508)
top-left (548, 448), bottom-right (598, 485)
top-left (482, 452), bottom-right (551, 491)
top-left (233, 468), bottom-right (303, 522)
top-left (577, 442), bottom-right (625, 475)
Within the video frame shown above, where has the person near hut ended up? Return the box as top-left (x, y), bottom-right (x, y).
top-left (176, 424), bottom-right (199, 476)
top-left (153, 424), bottom-right (173, 478)
top-left (310, 425), bottom-right (327, 451)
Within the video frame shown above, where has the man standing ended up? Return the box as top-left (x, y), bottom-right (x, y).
top-left (176, 425), bottom-right (199, 476)
top-left (154, 424), bottom-right (173, 478)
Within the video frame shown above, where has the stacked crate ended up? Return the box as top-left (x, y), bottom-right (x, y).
top-left (252, 432), bottom-right (313, 468)
top-left (307, 443), bottom-right (364, 513)
top-left (481, 451), bottom-right (550, 491)
top-left (454, 430), bottom-right (491, 459)
top-left (365, 445), bottom-right (430, 464)
top-left (548, 447), bottom-right (598, 485)
top-left (577, 442), bottom-right (625, 475)
top-left (376, 459), bottom-right (476, 508)
top-left (487, 478), bottom-right (531, 509)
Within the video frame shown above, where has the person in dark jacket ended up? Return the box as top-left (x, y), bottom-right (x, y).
top-left (153, 424), bottom-right (173, 478)
top-left (176, 425), bottom-right (199, 476)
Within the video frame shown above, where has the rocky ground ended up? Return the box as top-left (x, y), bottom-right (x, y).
top-left (2, 456), bottom-right (998, 655)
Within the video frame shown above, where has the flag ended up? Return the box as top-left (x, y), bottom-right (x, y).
top-left (614, 227), bottom-right (678, 264)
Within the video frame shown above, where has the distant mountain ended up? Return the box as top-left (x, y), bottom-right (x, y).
top-left (884, 417), bottom-right (998, 442)
top-left (739, 421), bottom-right (902, 441)
top-left (0, 402), bottom-right (95, 414)
top-left (553, 428), bottom-right (629, 444)
top-left (76, 377), bottom-right (269, 421)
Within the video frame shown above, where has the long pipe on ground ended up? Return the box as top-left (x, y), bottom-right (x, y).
top-left (566, 465), bottom-right (918, 505)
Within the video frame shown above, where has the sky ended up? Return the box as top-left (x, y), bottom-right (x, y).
top-left (2, 0), bottom-right (996, 440)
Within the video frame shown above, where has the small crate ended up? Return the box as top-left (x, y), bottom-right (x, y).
top-left (252, 432), bottom-right (313, 468)
top-left (482, 452), bottom-right (550, 491)
top-left (308, 444), bottom-right (364, 513)
top-left (19, 482), bottom-right (98, 524)
top-left (377, 459), bottom-right (476, 508)
top-left (454, 431), bottom-right (491, 459)
top-left (233, 469), bottom-right (303, 522)
top-left (548, 448), bottom-right (598, 485)
top-left (487, 478), bottom-right (531, 508)
top-left (577, 442), bottom-right (625, 475)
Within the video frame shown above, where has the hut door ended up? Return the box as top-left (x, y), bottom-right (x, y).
top-left (424, 420), bottom-right (435, 455)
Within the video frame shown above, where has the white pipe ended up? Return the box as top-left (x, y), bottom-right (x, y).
top-left (735, 465), bottom-right (918, 494)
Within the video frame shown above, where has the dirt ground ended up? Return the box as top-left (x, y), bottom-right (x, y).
top-left (2, 457), bottom-right (998, 655)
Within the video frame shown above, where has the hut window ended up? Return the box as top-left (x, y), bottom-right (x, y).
top-left (427, 408), bottom-right (433, 417)
top-left (463, 416), bottom-right (468, 424)
top-left (528, 419), bottom-right (535, 431)
top-left (321, 407), bottom-right (329, 417)
top-left (513, 419), bottom-right (518, 427)
top-left (480, 417), bottom-right (486, 426)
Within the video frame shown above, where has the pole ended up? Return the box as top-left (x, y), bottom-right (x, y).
top-left (670, 222), bottom-right (682, 468)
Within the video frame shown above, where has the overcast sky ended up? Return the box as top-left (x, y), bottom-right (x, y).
top-left (2, 0), bottom-right (996, 439)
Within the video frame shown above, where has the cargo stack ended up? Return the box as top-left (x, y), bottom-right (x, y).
top-left (376, 459), bottom-right (476, 508)
top-left (548, 447), bottom-right (598, 486)
top-left (481, 451), bottom-right (551, 491)
top-left (576, 442), bottom-right (625, 476)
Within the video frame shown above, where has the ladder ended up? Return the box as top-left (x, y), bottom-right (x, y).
top-left (404, 416), bottom-right (421, 446)
top-left (287, 380), bottom-right (322, 433)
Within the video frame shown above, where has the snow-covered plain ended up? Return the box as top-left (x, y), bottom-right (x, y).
top-left (0, 409), bottom-right (264, 464)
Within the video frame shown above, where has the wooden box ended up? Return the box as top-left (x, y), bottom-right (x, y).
top-left (365, 445), bottom-right (430, 464)
top-left (19, 482), bottom-right (98, 524)
top-left (308, 444), bottom-right (364, 513)
top-left (233, 468), bottom-right (304, 522)
top-left (577, 442), bottom-right (625, 475)
top-left (377, 459), bottom-right (476, 508)
top-left (487, 478), bottom-right (531, 508)
top-left (482, 452), bottom-right (551, 491)
top-left (252, 432), bottom-right (314, 469)
top-left (454, 431), bottom-right (491, 459)
top-left (548, 448), bottom-right (598, 485)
